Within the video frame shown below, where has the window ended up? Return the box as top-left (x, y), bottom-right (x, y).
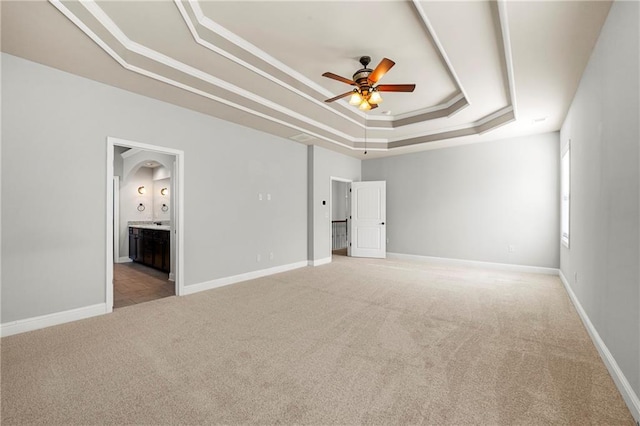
top-left (561, 143), bottom-right (570, 247)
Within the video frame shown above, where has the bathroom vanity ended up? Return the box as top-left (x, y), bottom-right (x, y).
top-left (129, 224), bottom-right (170, 272)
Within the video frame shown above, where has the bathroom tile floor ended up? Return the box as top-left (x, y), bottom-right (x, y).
top-left (113, 262), bottom-right (174, 308)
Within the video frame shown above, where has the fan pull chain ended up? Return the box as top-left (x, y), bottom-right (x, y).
top-left (364, 120), bottom-right (367, 155)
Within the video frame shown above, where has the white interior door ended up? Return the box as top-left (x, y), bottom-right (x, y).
top-left (349, 181), bottom-right (386, 258)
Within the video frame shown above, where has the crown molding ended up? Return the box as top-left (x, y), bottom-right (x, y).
top-left (51, 0), bottom-right (359, 148)
top-left (410, 0), bottom-right (470, 104)
top-left (497, 0), bottom-right (518, 119)
top-left (175, 0), bottom-right (367, 130)
top-left (181, 0), bottom-right (467, 126)
top-left (49, 0), bottom-right (518, 153)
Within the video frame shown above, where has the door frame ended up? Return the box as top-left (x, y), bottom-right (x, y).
top-left (329, 176), bottom-right (353, 257)
top-left (113, 175), bottom-right (120, 262)
top-left (106, 136), bottom-right (185, 312)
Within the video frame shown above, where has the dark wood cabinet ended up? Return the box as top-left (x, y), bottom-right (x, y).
top-left (129, 227), bottom-right (170, 273)
top-left (129, 227), bottom-right (141, 262)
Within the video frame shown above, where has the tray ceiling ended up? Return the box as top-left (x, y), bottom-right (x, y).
top-left (1, 1), bottom-right (611, 158)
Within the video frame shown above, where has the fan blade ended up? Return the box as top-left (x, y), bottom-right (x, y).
top-left (376, 84), bottom-right (416, 92)
top-left (368, 58), bottom-right (395, 83)
top-left (324, 91), bottom-right (353, 103)
top-left (322, 72), bottom-right (356, 86)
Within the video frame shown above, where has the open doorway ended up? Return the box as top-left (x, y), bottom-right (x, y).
top-left (106, 137), bottom-right (184, 312)
top-left (330, 177), bottom-right (351, 258)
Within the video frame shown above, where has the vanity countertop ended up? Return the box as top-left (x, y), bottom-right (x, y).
top-left (129, 224), bottom-right (170, 231)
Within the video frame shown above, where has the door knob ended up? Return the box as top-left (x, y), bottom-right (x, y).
top-left (380, 222), bottom-right (385, 225)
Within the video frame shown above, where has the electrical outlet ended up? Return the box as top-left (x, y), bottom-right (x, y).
top-left (256, 254), bottom-right (261, 262)
top-left (386, 238), bottom-right (389, 244)
top-left (269, 252), bottom-right (274, 260)
top-left (258, 193), bottom-right (263, 201)
top-left (508, 245), bottom-right (515, 253)
top-left (267, 194), bottom-right (271, 201)
top-left (574, 272), bottom-right (578, 283)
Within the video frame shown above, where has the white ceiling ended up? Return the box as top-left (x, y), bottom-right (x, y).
top-left (1, 1), bottom-right (611, 158)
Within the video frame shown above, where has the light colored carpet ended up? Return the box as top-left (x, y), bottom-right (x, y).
top-left (1, 255), bottom-right (634, 424)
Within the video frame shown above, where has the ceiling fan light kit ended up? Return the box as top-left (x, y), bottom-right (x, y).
top-left (322, 56), bottom-right (416, 112)
top-left (359, 99), bottom-right (371, 111)
top-left (369, 90), bottom-right (382, 105)
top-left (349, 91), bottom-right (362, 105)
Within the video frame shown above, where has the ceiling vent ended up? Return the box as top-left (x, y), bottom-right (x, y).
top-left (290, 133), bottom-right (316, 143)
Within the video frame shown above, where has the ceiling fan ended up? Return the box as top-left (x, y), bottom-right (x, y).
top-left (322, 56), bottom-right (416, 111)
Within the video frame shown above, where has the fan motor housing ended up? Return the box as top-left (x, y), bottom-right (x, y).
top-left (354, 56), bottom-right (373, 92)
top-left (353, 69), bottom-right (372, 88)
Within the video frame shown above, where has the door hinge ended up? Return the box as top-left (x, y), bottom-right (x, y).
top-left (350, 215), bottom-right (352, 219)
top-left (349, 188), bottom-right (351, 192)
top-left (349, 243), bottom-right (352, 247)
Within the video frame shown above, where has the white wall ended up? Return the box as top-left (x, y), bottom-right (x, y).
top-left (363, 133), bottom-right (560, 268)
top-left (119, 167), bottom-right (154, 256)
top-left (153, 165), bottom-right (170, 181)
top-left (1, 53), bottom-right (308, 323)
top-left (560, 0), bottom-right (639, 404)
top-left (153, 177), bottom-right (171, 222)
top-left (122, 150), bottom-right (174, 183)
top-left (308, 145), bottom-right (361, 262)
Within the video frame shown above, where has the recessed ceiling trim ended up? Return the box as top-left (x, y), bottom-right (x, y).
top-left (83, 1), bottom-right (355, 141)
top-left (365, 93), bottom-right (468, 130)
top-left (187, 0), bottom-right (466, 125)
top-left (352, 138), bottom-right (387, 145)
top-left (497, 0), bottom-right (518, 119)
top-left (411, 0), bottom-right (471, 104)
top-left (48, 0), bottom-right (520, 153)
top-left (175, 0), bottom-right (368, 131)
top-left (351, 144), bottom-right (388, 152)
top-left (189, 0), bottom-right (336, 103)
top-left (58, 0), bottom-right (363, 143)
top-left (289, 133), bottom-right (316, 143)
top-left (370, 93), bottom-right (466, 122)
top-left (477, 108), bottom-right (515, 134)
top-left (49, 0), bottom-right (363, 152)
top-left (385, 106), bottom-right (514, 144)
top-left (369, 94), bottom-right (471, 129)
top-left (477, 105), bottom-right (514, 127)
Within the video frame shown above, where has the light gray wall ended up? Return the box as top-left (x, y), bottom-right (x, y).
top-left (363, 133), bottom-right (560, 268)
top-left (1, 53), bottom-right (307, 323)
top-left (309, 145), bottom-right (360, 261)
top-left (560, 0), bottom-right (639, 397)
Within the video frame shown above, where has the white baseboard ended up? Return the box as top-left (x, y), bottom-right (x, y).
top-left (559, 271), bottom-right (640, 422)
top-left (1, 303), bottom-right (109, 338)
top-left (308, 257), bottom-right (332, 267)
top-left (387, 252), bottom-right (559, 275)
top-left (168, 272), bottom-right (175, 282)
top-left (182, 261), bottom-right (308, 296)
top-left (116, 256), bottom-right (132, 263)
